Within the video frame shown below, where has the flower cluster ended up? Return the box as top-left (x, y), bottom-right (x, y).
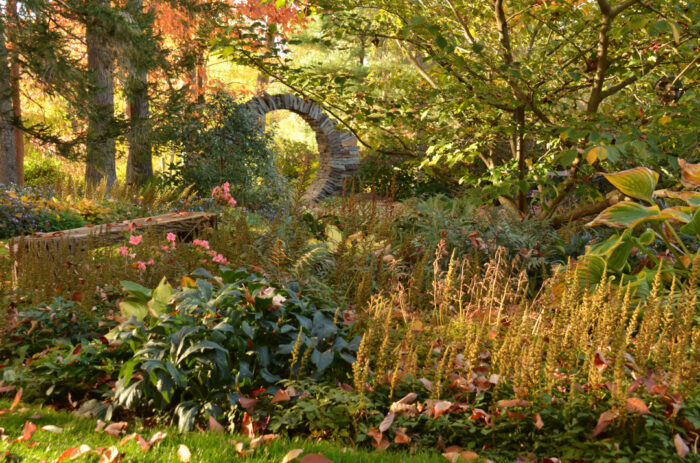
top-left (118, 229), bottom-right (227, 271)
top-left (211, 182), bottom-right (237, 206)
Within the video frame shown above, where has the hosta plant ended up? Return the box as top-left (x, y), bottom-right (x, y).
top-left (577, 159), bottom-right (700, 296)
top-left (112, 267), bottom-right (360, 431)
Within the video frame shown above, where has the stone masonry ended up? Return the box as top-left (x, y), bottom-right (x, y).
top-left (244, 93), bottom-right (360, 202)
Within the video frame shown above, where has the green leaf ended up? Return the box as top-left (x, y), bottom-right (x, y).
top-left (588, 202), bottom-right (662, 228)
top-left (603, 168), bottom-right (659, 203)
top-left (149, 277), bottom-right (174, 317)
top-left (120, 281), bottom-right (152, 301)
top-left (680, 208), bottom-right (700, 235)
top-left (585, 230), bottom-right (634, 272)
top-left (119, 299), bottom-right (148, 321)
top-left (275, 0), bottom-right (285, 8)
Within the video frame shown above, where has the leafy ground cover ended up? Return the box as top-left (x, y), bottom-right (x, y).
top-left (0, 399), bottom-right (445, 462)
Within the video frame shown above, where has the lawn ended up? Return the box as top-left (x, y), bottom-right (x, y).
top-left (0, 401), bottom-right (447, 463)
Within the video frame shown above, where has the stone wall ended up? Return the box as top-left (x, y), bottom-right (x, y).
top-left (244, 93), bottom-right (360, 202)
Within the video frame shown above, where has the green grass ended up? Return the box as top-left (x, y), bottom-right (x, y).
top-left (0, 401), bottom-right (446, 462)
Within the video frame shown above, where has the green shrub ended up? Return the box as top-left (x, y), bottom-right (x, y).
top-left (24, 155), bottom-right (66, 187)
top-left (112, 267), bottom-right (359, 431)
top-left (162, 92), bottom-right (289, 208)
top-left (358, 153), bottom-right (449, 199)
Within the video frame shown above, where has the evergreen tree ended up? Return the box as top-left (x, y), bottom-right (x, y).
top-left (0, 15), bottom-right (18, 185)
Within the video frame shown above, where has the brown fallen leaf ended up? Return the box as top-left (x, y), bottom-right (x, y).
top-left (176, 444), bottom-right (192, 462)
top-left (590, 409), bottom-right (618, 438)
top-left (432, 400), bottom-right (453, 418)
top-left (95, 420), bottom-right (107, 433)
top-left (0, 385), bottom-right (16, 394)
top-left (626, 397), bottom-right (650, 415)
top-left (239, 397), bottom-right (258, 409)
top-left (98, 446), bottom-right (119, 463)
top-left (234, 441), bottom-right (253, 457)
top-left (674, 434), bottom-right (690, 458)
top-left (144, 431), bottom-right (167, 451)
top-left (419, 377), bottom-right (434, 392)
top-left (208, 416), bottom-right (224, 433)
top-left (394, 428), bottom-right (411, 444)
top-left (249, 434), bottom-right (278, 449)
top-left (379, 412), bottom-right (395, 433)
top-left (55, 444), bottom-right (92, 462)
top-left (281, 448), bottom-right (304, 463)
top-left (497, 399), bottom-right (531, 408)
top-left (534, 413), bottom-right (544, 430)
top-left (9, 388), bottom-right (22, 411)
top-left (299, 454), bottom-right (333, 463)
top-left (16, 421), bottom-right (37, 443)
top-left (442, 448), bottom-right (481, 462)
top-left (241, 412), bottom-right (255, 438)
top-left (104, 422), bottom-right (128, 437)
top-left (271, 389), bottom-right (291, 404)
top-left (118, 433), bottom-right (140, 446)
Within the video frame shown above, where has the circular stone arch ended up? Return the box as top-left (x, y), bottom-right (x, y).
top-left (244, 93), bottom-right (360, 202)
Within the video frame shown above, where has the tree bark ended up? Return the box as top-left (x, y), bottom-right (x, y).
top-left (7, 0), bottom-right (23, 186)
top-left (85, 0), bottom-right (117, 190)
top-left (125, 0), bottom-right (152, 186)
top-left (0, 18), bottom-right (18, 185)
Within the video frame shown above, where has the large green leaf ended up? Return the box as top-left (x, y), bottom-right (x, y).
top-left (589, 202), bottom-right (662, 228)
top-left (666, 191), bottom-right (700, 207)
top-left (603, 168), bottom-right (659, 203)
top-left (119, 298), bottom-right (148, 321)
top-left (680, 208), bottom-right (700, 235)
top-left (585, 230), bottom-right (634, 272)
top-left (120, 281), bottom-right (152, 301)
top-left (148, 277), bottom-right (174, 317)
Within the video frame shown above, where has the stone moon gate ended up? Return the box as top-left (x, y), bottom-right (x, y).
top-left (244, 93), bottom-right (360, 202)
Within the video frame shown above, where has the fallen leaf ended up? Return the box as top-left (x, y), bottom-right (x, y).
top-left (299, 453), bottom-right (333, 463)
top-left (442, 448), bottom-right (480, 462)
top-left (394, 428), bottom-right (411, 444)
top-left (367, 427), bottom-right (383, 446)
top-left (282, 448), bottom-right (304, 463)
top-left (208, 416), bottom-right (224, 433)
top-left (41, 425), bottom-right (64, 434)
top-left (98, 446), bottom-right (119, 463)
top-left (271, 389), bottom-right (290, 404)
top-left (239, 397), bottom-right (258, 409)
top-left (176, 444), bottom-right (192, 462)
top-left (419, 378), bottom-right (434, 392)
top-left (397, 392), bottom-right (418, 405)
top-left (118, 433), bottom-right (139, 446)
top-left (104, 422), bottom-right (128, 437)
top-left (590, 409), bottom-right (618, 438)
top-left (95, 420), bottom-right (106, 432)
top-left (432, 400), bottom-right (453, 418)
top-left (55, 444), bottom-right (92, 462)
top-left (234, 441), bottom-right (253, 457)
top-left (0, 386), bottom-right (16, 394)
top-left (626, 397), bottom-right (650, 415)
top-left (379, 412), bottom-right (395, 433)
top-left (250, 434), bottom-right (277, 449)
top-left (594, 350), bottom-right (608, 373)
top-left (16, 421), bottom-right (37, 443)
top-left (9, 388), bottom-right (22, 411)
top-left (241, 412), bottom-right (255, 438)
top-left (534, 413), bottom-right (544, 430)
top-left (674, 434), bottom-right (689, 458)
top-left (146, 431), bottom-right (167, 449)
top-left (497, 399), bottom-right (531, 408)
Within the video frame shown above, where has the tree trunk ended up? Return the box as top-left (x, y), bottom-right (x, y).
top-left (126, 67), bottom-right (152, 186)
top-left (125, 0), bottom-right (152, 187)
top-left (0, 19), bottom-right (18, 185)
top-left (515, 106), bottom-right (527, 214)
top-left (85, 0), bottom-right (116, 190)
top-left (7, 0), bottom-right (23, 186)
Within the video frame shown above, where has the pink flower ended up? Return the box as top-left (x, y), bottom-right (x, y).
top-left (129, 235), bottom-right (143, 246)
top-left (129, 253), bottom-right (136, 259)
top-left (118, 246), bottom-right (129, 256)
top-left (137, 261), bottom-right (146, 270)
top-left (193, 239), bottom-right (210, 250)
top-left (166, 233), bottom-right (176, 243)
top-left (147, 258), bottom-right (155, 266)
top-left (229, 198), bottom-right (237, 206)
top-left (161, 245), bottom-right (170, 251)
top-left (222, 182), bottom-right (230, 193)
top-left (212, 254), bottom-right (228, 264)
top-left (127, 222), bottom-right (136, 232)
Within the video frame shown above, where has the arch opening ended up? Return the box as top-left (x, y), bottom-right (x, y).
top-left (244, 94), bottom-right (360, 202)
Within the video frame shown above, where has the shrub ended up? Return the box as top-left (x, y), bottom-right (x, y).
top-left (162, 92), bottom-right (289, 208)
top-left (23, 155), bottom-right (66, 187)
top-left (112, 266), bottom-right (359, 431)
top-left (0, 185), bottom-right (85, 239)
